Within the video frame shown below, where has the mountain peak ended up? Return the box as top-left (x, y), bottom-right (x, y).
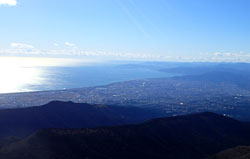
top-left (47, 100), bottom-right (76, 105)
top-left (1, 112), bottom-right (249, 159)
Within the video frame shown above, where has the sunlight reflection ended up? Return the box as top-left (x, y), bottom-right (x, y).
top-left (0, 56), bottom-right (94, 93)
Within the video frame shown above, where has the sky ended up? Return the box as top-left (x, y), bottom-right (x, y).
top-left (0, 0), bottom-right (250, 62)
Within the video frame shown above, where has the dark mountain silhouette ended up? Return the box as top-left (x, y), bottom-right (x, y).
top-left (1, 112), bottom-right (250, 159)
top-left (0, 101), bottom-right (159, 139)
top-left (210, 146), bottom-right (250, 159)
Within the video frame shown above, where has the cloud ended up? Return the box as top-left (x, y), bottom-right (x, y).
top-left (0, 0), bottom-right (17, 6)
top-left (65, 42), bottom-right (76, 47)
top-left (2, 42), bottom-right (250, 62)
top-left (53, 43), bottom-right (59, 47)
top-left (11, 43), bottom-right (34, 49)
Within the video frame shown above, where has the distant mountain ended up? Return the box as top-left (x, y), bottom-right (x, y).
top-left (174, 71), bottom-right (250, 90)
top-left (210, 146), bottom-right (250, 159)
top-left (1, 112), bottom-right (250, 159)
top-left (160, 63), bottom-right (250, 75)
top-left (0, 101), bottom-right (159, 138)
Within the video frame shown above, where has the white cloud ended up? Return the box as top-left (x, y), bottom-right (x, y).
top-left (53, 43), bottom-right (59, 47)
top-left (65, 42), bottom-right (76, 47)
top-left (11, 43), bottom-right (34, 49)
top-left (2, 42), bottom-right (250, 62)
top-left (0, 0), bottom-right (17, 6)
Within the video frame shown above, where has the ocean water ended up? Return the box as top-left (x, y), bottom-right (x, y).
top-left (0, 57), bottom-right (175, 94)
top-left (27, 65), bottom-right (174, 91)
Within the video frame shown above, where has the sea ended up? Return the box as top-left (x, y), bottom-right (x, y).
top-left (0, 57), bottom-right (176, 94)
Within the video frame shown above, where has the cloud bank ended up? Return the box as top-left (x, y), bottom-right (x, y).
top-left (11, 43), bottom-right (34, 49)
top-left (64, 42), bottom-right (77, 48)
top-left (1, 42), bottom-right (250, 62)
top-left (0, 0), bottom-right (17, 6)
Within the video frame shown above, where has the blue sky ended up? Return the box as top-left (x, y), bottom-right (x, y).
top-left (0, 0), bottom-right (250, 61)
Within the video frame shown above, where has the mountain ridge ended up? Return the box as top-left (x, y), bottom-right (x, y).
top-left (0, 101), bottom-right (160, 138)
top-left (1, 112), bottom-right (250, 159)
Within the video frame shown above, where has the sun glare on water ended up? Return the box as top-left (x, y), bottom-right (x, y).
top-left (0, 56), bottom-right (92, 94)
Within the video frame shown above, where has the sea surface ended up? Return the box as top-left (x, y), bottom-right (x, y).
top-left (28, 64), bottom-right (174, 91)
top-left (0, 57), bottom-right (176, 94)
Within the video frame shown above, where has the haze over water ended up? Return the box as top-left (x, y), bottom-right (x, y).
top-left (0, 57), bottom-right (172, 94)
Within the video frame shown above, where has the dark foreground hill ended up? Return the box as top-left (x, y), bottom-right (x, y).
top-left (1, 112), bottom-right (250, 159)
top-left (0, 101), bottom-right (159, 138)
top-left (210, 146), bottom-right (250, 159)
